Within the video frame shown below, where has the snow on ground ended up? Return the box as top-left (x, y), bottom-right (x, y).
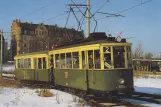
top-left (0, 87), bottom-right (89, 107)
top-left (0, 76), bottom-right (161, 107)
top-left (134, 77), bottom-right (161, 94)
top-left (2, 65), bottom-right (15, 73)
top-left (128, 77), bottom-right (161, 107)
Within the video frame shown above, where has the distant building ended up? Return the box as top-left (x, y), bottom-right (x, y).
top-left (10, 19), bottom-right (84, 59)
top-left (0, 30), bottom-right (7, 62)
top-left (4, 42), bottom-right (9, 62)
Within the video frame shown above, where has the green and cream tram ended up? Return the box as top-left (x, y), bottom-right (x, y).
top-left (14, 36), bottom-right (134, 93)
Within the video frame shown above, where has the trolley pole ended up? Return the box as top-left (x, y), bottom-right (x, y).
top-left (86, 0), bottom-right (90, 37)
top-left (0, 30), bottom-right (2, 78)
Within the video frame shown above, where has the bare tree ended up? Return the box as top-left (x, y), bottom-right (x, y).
top-left (144, 52), bottom-right (153, 59)
top-left (133, 42), bottom-right (144, 58)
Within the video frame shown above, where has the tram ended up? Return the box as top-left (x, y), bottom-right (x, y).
top-left (14, 33), bottom-right (134, 93)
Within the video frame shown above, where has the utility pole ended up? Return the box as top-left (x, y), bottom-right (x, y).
top-left (0, 30), bottom-right (3, 78)
top-left (67, 0), bottom-right (91, 37)
top-left (86, 0), bottom-right (90, 37)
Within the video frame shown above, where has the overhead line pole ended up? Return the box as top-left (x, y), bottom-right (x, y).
top-left (86, 0), bottom-right (90, 37)
top-left (0, 29), bottom-right (3, 78)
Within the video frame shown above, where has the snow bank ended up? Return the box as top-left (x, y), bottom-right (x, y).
top-left (134, 78), bottom-right (161, 94)
top-left (2, 65), bottom-right (15, 73)
top-left (0, 87), bottom-right (89, 107)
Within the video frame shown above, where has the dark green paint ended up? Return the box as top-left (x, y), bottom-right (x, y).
top-left (35, 69), bottom-right (49, 82)
top-left (14, 69), bottom-right (50, 82)
top-left (15, 69), bottom-right (35, 80)
top-left (15, 68), bottom-right (133, 92)
top-left (88, 69), bottom-right (133, 91)
top-left (54, 69), bottom-right (87, 90)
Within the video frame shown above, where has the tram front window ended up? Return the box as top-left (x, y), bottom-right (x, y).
top-left (113, 46), bottom-right (125, 68)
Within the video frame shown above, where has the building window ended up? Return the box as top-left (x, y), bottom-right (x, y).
top-left (24, 43), bottom-right (26, 47)
top-left (49, 32), bottom-right (52, 35)
top-left (45, 31), bottom-right (47, 35)
top-left (39, 31), bottom-right (41, 35)
top-left (24, 30), bottom-right (27, 34)
top-left (36, 31), bottom-right (38, 35)
top-left (31, 31), bottom-right (34, 34)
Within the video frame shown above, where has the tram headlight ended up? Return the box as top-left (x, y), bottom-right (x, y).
top-left (116, 36), bottom-right (122, 42)
top-left (119, 78), bottom-right (125, 84)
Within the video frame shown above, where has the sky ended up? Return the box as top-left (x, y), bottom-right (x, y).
top-left (0, 0), bottom-right (160, 56)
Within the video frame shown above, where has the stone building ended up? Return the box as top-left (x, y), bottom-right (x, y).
top-left (0, 30), bottom-right (6, 62)
top-left (10, 19), bottom-right (84, 59)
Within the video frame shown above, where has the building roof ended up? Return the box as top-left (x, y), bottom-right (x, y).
top-left (15, 20), bottom-right (81, 33)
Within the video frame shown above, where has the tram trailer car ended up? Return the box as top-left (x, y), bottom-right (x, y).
top-left (14, 34), bottom-right (134, 94)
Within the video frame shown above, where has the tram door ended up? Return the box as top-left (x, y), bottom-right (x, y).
top-left (34, 58), bottom-right (38, 80)
top-left (50, 55), bottom-right (54, 82)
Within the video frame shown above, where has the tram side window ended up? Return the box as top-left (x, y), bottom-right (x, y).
top-left (73, 52), bottom-right (79, 68)
top-left (127, 46), bottom-right (132, 67)
top-left (88, 50), bottom-right (94, 69)
top-left (113, 46), bottom-right (125, 68)
top-left (38, 58), bottom-right (42, 69)
top-left (24, 59), bottom-right (28, 68)
top-left (82, 51), bottom-right (86, 69)
top-left (66, 53), bottom-right (72, 68)
top-left (55, 54), bottom-right (60, 68)
top-left (18, 59), bottom-right (21, 68)
top-left (103, 47), bottom-right (112, 69)
top-left (20, 59), bottom-right (24, 68)
top-left (50, 55), bottom-right (54, 67)
top-left (34, 58), bottom-right (37, 69)
top-left (43, 57), bottom-right (46, 69)
top-left (60, 54), bottom-right (65, 68)
top-left (94, 50), bottom-right (101, 69)
top-left (28, 58), bottom-right (31, 68)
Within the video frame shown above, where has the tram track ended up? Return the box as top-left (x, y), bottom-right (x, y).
top-left (119, 92), bottom-right (161, 104)
top-left (2, 75), bottom-right (161, 107)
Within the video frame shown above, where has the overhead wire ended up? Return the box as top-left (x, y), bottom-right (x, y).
top-left (27, 0), bottom-right (57, 15)
top-left (96, 0), bottom-right (153, 21)
top-left (70, 0), bottom-right (152, 29)
top-left (69, 0), bottom-right (109, 28)
top-left (116, 0), bottom-right (152, 14)
top-left (91, 0), bottom-right (109, 18)
top-left (41, 13), bottom-right (68, 23)
top-left (90, 0), bottom-right (109, 8)
top-left (1, 0), bottom-right (58, 34)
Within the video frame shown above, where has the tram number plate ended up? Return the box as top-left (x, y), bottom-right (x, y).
top-left (119, 85), bottom-right (126, 89)
top-left (65, 72), bottom-right (68, 79)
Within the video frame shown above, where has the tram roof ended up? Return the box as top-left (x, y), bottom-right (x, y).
top-left (53, 39), bottom-right (131, 50)
top-left (14, 51), bottom-right (48, 57)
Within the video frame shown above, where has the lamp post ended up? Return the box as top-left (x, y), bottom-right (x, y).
top-left (0, 30), bottom-right (3, 77)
